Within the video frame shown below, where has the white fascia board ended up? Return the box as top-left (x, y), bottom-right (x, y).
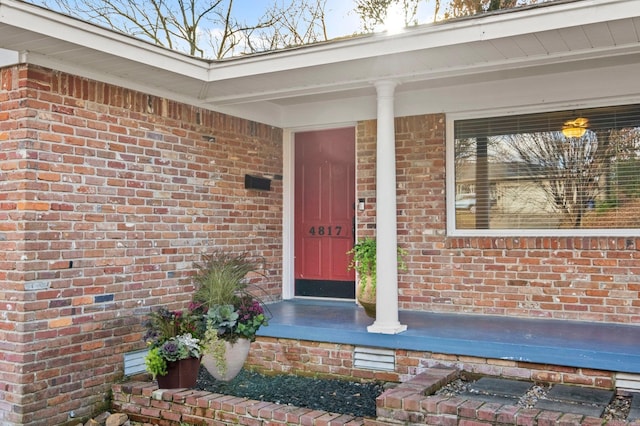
top-left (213, 102), bottom-right (284, 127)
top-left (0, 0), bottom-right (209, 80)
top-left (278, 95), bottom-right (377, 129)
top-left (206, 0), bottom-right (638, 81)
top-left (2, 0), bottom-right (636, 88)
top-left (205, 77), bottom-right (376, 106)
top-left (278, 53), bottom-right (640, 128)
top-left (21, 50), bottom-right (284, 126)
top-left (0, 47), bottom-right (17, 66)
top-left (204, 43), bottom-right (640, 107)
top-left (397, 61), bottom-right (640, 119)
top-left (399, 44), bottom-right (640, 85)
top-left (417, 0), bottom-right (638, 47)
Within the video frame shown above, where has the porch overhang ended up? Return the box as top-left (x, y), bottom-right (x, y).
top-left (0, 0), bottom-right (639, 127)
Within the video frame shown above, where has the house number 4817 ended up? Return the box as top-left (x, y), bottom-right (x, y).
top-left (308, 226), bottom-right (342, 236)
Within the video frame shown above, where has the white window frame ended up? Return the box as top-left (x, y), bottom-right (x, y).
top-left (446, 99), bottom-right (640, 237)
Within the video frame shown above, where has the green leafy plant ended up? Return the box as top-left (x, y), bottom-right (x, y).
top-left (234, 296), bottom-right (268, 340)
top-left (143, 307), bottom-right (203, 345)
top-left (142, 307), bottom-right (203, 378)
top-left (192, 251), bottom-right (261, 307)
top-left (201, 321), bottom-right (228, 377)
top-left (144, 347), bottom-right (167, 380)
top-left (191, 251), bottom-right (269, 342)
top-left (347, 237), bottom-right (407, 290)
top-left (191, 250), bottom-right (270, 376)
top-left (205, 304), bottom-right (240, 337)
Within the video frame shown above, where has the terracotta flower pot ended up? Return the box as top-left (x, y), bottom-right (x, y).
top-left (156, 357), bottom-right (200, 389)
top-left (202, 338), bottom-right (251, 381)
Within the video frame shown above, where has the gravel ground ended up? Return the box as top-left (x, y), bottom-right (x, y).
top-left (436, 375), bottom-right (631, 422)
top-left (195, 368), bottom-right (385, 418)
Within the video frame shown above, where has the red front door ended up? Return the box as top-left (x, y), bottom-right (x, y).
top-left (294, 128), bottom-right (356, 298)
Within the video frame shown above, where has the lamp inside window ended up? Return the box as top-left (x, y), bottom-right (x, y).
top-left (562, 117), bottom-right (589, 138)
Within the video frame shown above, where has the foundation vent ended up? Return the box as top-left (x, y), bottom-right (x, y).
top-left (616, 373), bottom-right (640, 391)
top-left (124, 349), bottom-right (149, 376)
top-left (354, 346), bottom-right (395, 371)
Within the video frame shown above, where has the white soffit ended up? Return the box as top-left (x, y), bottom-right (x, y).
top-left (0, 0), bottom-right (639, 127)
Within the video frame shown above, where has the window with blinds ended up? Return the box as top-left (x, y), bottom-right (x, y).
top-left (453, 104), bottom-right (640, 231)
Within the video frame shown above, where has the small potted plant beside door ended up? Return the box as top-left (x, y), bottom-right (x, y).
top-left (191, 250), bottom-right (269, 381)
top-left (347, 237), bottom-right (406, 318)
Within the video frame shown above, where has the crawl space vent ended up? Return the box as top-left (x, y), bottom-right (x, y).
top-left (353, 346), bottom-right (395, 371)
top-left (616, 373), bottom-right (640, 391)
top-left (124, 349), bottom-right (149, 376)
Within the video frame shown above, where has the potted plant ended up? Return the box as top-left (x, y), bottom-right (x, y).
top-left (347, 237), bottom-right (407, 318)
top-left (191, 250), bottom-right (269, 381)
top-left (142, 307), bottom-right (202, 389)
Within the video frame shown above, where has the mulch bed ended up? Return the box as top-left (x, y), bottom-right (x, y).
top-left (194, 367), bottom-right (385, 418)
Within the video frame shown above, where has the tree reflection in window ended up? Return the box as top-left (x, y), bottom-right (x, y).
top-left (454, 104), bottom-right (640, 230)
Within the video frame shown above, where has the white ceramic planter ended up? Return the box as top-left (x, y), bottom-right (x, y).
top-left (201, 338), bottom-right (251, 381)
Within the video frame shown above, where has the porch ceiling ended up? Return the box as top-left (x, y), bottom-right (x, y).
top-left (0, 0), bottom-right (639, 127)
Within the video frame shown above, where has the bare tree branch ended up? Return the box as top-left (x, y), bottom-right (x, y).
top-left (501, 131), bottom-right (613, 228)
top-left (353, 0), bottom-right (552, 29)
top-left (30, 0), bottom-right (328, 59)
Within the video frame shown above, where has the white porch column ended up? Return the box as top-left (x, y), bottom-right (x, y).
top-left (367, 80), bottom-right (407, 335)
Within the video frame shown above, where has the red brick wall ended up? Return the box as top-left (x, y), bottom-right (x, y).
top-left (112, 380), bottom-right (368, 426)
top-left (247, 337), bottom-right (614, 390)
top-left (113, 344), bottom-right (617, 426)
top-left (112, 368), bottom-right (621, 426)
top-left (0, 64), bottom-right (283, 425)
top-left (3, 62), bottom-right (640, 425)
top-left (356, 115), bottom-right (640, 323)
top-left (247, 338), bottom-right (398, 383)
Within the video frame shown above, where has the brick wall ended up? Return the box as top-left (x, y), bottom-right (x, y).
top-left (0, 64), bottom-right (283, 425)
top-left (246, 337), bottom-right (615, 389)
top-left (246, 338), bottom-right (398, 383)
top-left (355, 115), bottom-right (640, 323)
top-left (109, 343), bottom-right (620, 426)
top-left (3, 62), bottom-right (640, 425)
top-left (112, 381), bottom-right (368, 426)
top-left (112, 369), bottom-right (628, 426)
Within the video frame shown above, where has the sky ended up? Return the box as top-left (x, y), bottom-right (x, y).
top-left (324, 0), bottom-right (364, 38)
top-left (217, 0), bottom-right (442, 57)
top-left (234, 0), bottom-right (439, 40)
top-left (233, 0), bottom-right (362, 38)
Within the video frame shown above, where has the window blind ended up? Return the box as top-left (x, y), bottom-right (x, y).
top-left (453, 104), bottom-right (640, 231)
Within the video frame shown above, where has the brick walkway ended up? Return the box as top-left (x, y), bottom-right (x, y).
top-left (375, 369), bottom-right (640, 425)
top-left (464, 377), bottom-right (614, 418)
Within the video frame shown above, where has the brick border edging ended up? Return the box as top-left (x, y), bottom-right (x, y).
top-left (376, 368), bottom-right (636, 426)
top-left (112, 381), bottom-right (366, 425)
top-left (112, 368), bottom-right (637, 426)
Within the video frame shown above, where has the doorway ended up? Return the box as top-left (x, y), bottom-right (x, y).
top-left (294, 127), bottom-right (356, 298)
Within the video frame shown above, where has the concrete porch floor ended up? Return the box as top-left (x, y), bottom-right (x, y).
top-left (258, 299), bottom-right (640, 375)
